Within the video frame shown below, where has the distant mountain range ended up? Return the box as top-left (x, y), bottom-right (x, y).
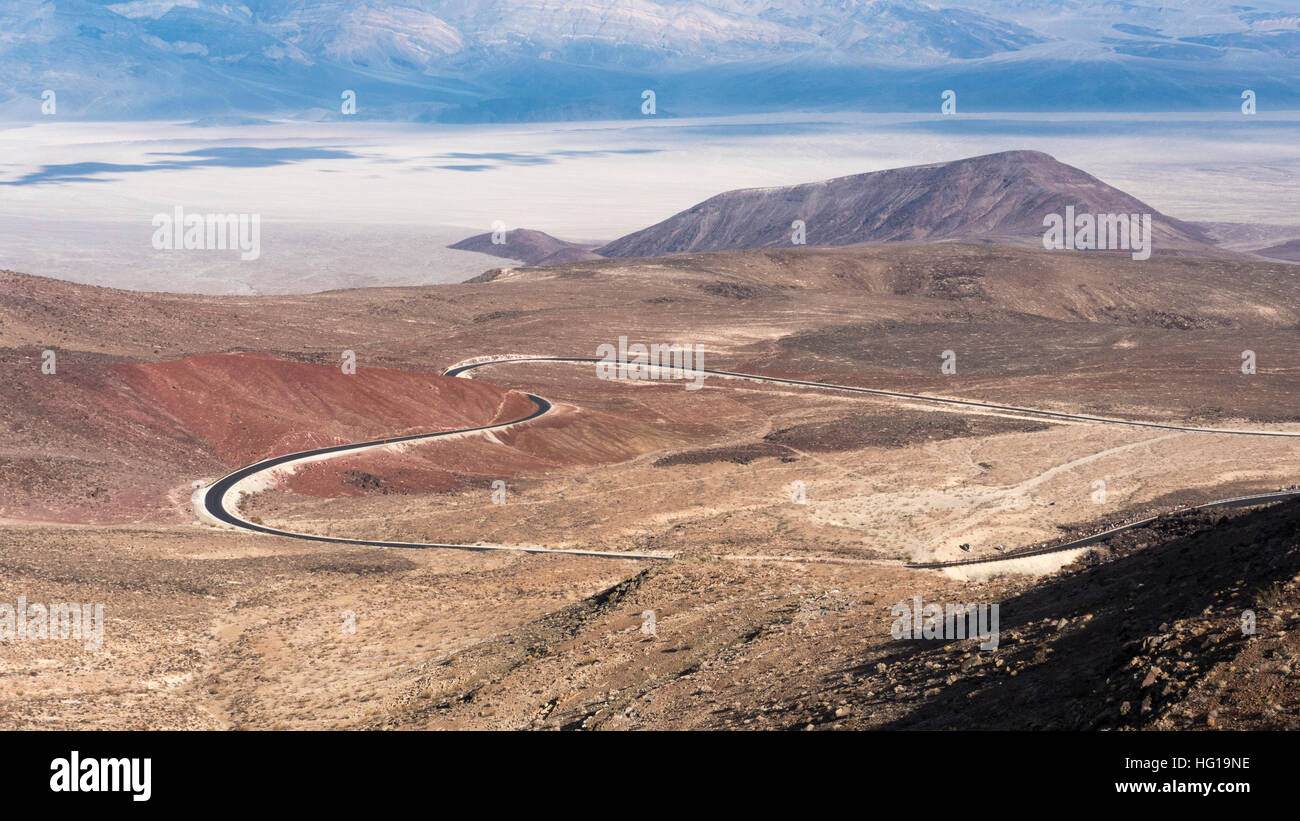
top-left (2, 1), bottom-right (1298, 121)
top-left (458, 150), bottom-right (1224, 262)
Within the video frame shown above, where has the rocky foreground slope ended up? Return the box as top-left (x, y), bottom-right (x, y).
top-left (361, 499), bottom-right (1300, 730)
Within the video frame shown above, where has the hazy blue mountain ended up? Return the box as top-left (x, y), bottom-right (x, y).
top-left (1, 0), bottom-right (1297, 121)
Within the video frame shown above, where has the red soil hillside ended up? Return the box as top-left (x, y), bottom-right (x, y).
top-left (0, 351), bottom-right (529, 524)
top-left (107, 352), bottom-right (531, 466)
top-left (279, 399), bottom-right (690, 499)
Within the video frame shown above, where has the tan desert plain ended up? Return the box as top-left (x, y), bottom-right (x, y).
top-left (1, 153), bottom-right (1299, 731)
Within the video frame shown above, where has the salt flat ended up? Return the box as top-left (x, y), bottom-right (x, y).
top-left (1, 112), bottom-right (1297, 293)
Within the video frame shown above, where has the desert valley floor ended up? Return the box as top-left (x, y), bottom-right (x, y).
top-left (1, 242), bottom-right (1298, 729)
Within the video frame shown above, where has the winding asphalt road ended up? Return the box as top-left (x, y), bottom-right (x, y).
top-left (200, 355), bottom-right (1300, 567)
top-left (201, 391), bottom-right (671, 560)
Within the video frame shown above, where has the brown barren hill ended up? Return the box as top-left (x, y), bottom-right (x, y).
top-left (596, 150), bottom-right (1217, 258)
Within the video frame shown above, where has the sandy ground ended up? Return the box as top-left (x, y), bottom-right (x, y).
top-left (3, 371), bottom-right (1295, 729)
top-left (2, 243), bottom-right (1297, 729)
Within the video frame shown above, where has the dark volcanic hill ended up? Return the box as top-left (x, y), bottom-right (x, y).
top-left (1257, 239), bottom-right (1300, 263)
top-left (596, 150), bottom-right (1217, 259)
top-left (449, 229), bottom-right (603, 266)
